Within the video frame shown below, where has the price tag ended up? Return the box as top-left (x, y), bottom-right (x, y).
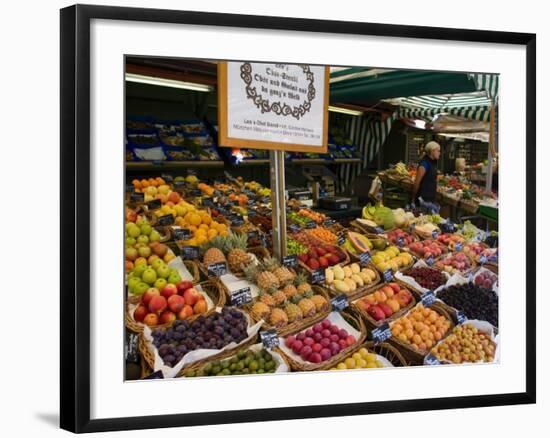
top-left (455, 310), bottom-right (467, 324)
top-left (359, 252), bottom-right (371, 266)
top-left (424, 353), bottom-right (441, 365)
top-left (172, 227), bottom-right (191, 241)
top-left (432, 230), bottom-right (439, 239)
top-left (488, 254), bottom-right (498, 263)
top-left (125, 332), bottom-right (140, 363)
top-left (421, 290), bottom-right (436, 307)
top-left (202, 198), bottom-right (215, 208)
top-left (157, 214), bottom-right (175, 226)
top-left (230, 286), bottom-right (252, 306)
top-left (337, 234), bottom-right (346, 246)
top-left (426, 256), bottom-right (435, 266)
top-left (331, 294), bottom-right (349, 311)
top-left (289, 223), bottom-right (301, 233)
top-left (247, 209), bottom-right (257, 217)
top-left (208, 261), bottom-right (227, 277)
top-left (181, 246), bottom-right (199, 260)
top-left (247, 230), bottom-right (259, 241)
top-left (260, 329), bottom-right (279, 348)
top-left (324, 219), bottom-right (336, 227)
top-left (371, 322), bottom-right (392, 344)
top-left (229, 215), bottom-right (245, 227)
top-left (261, 197), bottom-right (270, 204)
top-left (146, 199), bottom-right (162, 210)
top-left (479, 255), bottom-right (487, 265)
top-left (383, 269), bottom-right (393, 282)
top-left (130, 192), bottom-right (144, 203)
top-left (173, 181), bottom-right (187, 191)
top-left (305, 221), bottom-right (317, 229)
top-left (455, 242), bottom-right (462, 252)
top-left (247, 199), bottom-right (255, 207)
top-left (188, 189), bottom-right (202, 197)
top-left (311, 269), bottom-right (325, 284)
top-left (374, 227), bottom-right (384, 234)
top-left (260, 234), bottom-right (269, 247)
top-left (397, 236), bottom-right (405, 247)
top-left (282, 255), bottom-right (298, 268)
top-left (142, 370), bottom-right (164, 380)
top-left (161, 173), bottom-right (173, 183)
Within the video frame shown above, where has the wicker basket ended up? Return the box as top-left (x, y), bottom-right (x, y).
top-left (319, 340), bottom-right (408, 369)
top-left (388, 302), bottom-right (455, 365)
top-left (352, 285), bottom-right (418, 330)
top-left (274, 309), bottom-right (367, 372)
top-left (126, 280), bottom-right (225, 334)
top-left (139, 305), bottom-right (260, 375)
top-left (245, 285), bottom-right (333, 337)
top-left (323, 263), bottom-right (382, 302)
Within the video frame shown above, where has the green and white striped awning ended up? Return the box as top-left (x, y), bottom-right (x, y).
top-left (397, 105), bottom-right (492, 122)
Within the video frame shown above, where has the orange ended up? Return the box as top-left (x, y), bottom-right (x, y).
top-left (156, 177), bottom-right (165, 186)
top-left (148, 178), bottom-right (157, 187)
top-left (141, 179), bottom-right (150, 188)
top-left (196, 228), bottom-right (207, 237)
top-left (219, 230), bottom-right (229, 237)
top-left (198, 223), bottom-right (209, 230)
top-left (195, 235), bottom-right (207, 245)
top-left (189, 213), bottom-right (202, 226)
top-left (200, 214), bottom-right (212, 225)
top-left (187, 225), bottom-right (198, 234)
top-left (132, 179), bottom-right (141, 189)
top-left (207, 229), bottom-right (218, 239)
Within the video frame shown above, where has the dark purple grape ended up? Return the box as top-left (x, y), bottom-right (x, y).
top-left (163, 354), bottom-right (175, 363)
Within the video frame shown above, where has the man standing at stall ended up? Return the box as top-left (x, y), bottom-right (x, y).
top-left (412, 141), bottom-right (441, 213)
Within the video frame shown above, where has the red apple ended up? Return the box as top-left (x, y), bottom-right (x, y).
top-left (159, 310), bottom-right (176, 325)
top-left (378, 303), bottom-right (393, 318)
top-left (176, 280), bottom-right (194, 295)
top-left (167, 294), bottom-right (185, 313)
top-left (148, 295), bottom-right (167, 314)
top-left (183, 288), bottom-right (200, 306)
top-left (143, 313), bottom-right (159, 326)
top-left (177, 304), bottom-right (194, 320)
top-left (142, 288), bottom-right (160, 306)
top-left (133, 305), bottom-right (148, 322)
top-left (338, 339), bottom-right (348, 349)
top-left (161, 283), bottom-right (178, 299)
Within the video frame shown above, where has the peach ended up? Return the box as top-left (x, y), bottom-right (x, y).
top-left (193, 300), bottom-right (207, 314)
top-left (148, 295), bottom-right (167, 314)
top-left (183, 288), bottom-right (200, 306)
top-left (143, 313), bottom-right (159, 326)
top-left (177, 304), bottom-right (194, 320)
top-left (159, 310), bottom-right (176, 325)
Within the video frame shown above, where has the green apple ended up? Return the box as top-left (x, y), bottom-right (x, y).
top-left (140, 224), bottom-right (152, 236)
top-left (127, 223), bottom-right (141, 238)
top-left (168, 272), bottom-right (181, 285)
top-left (125, 237), bottom-right (137, 246)
top-left (154, 278), bottom-right (168, 291)
top-left (156, 264), bottom-right (170, 279)
top-left (134, 281), bottom-right (150, 295)
top-left (128, 277), bottom-right (141, 292)
top-left (149, 230), bottom-right (161, 243)
top-left (133, 263), bottom-right (148, 278)
top-left (137, 235), bottom-right (149, 245)
top-left (142, 268), bottom-right (158, 285)
top-left (125, 247), bottom-right (138, 261)
top-left (138, 246), bottom-right (152, 258)
top-left (151, 258), bottom-right (165, 271)
top-left (136, 217), bottom-right (147, 227)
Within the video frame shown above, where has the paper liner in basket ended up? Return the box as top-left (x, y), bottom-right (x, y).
top-left (424, 319), bottom-right (500, 365)
top-left (143, 308), bottom-right (263, 378)
top-left (277, 311), bottom-right (361, 366)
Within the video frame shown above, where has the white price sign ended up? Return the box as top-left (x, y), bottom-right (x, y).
top-left (218, 61), bottom-right (329, 152)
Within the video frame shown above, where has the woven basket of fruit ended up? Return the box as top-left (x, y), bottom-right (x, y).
top-left (370, 247), bottom-right (415, 275)
top-left (433, 251), bottom-right (477, 276)
top-left (246, 284), bottom-right (332, 337)
top-left (320, 341), bottom-right (408, 370)
top-left (139, 306), bottom-right (261, 376)
top-left (293, 232), bottom-right (350, 274)
top-left (396, 265), bottom-right (449, 299)
top-left (324, 263), bottom-right (381, 301)
top-left (275, 309), bottom-right (367, 372)
top-left (388, 302), bottom-right (454, 365)
top-left (126, 280), bottom-right (225, 334)
top-left (404, 239), bottom-right (448, 262)
top-left (352, 284), bottom-right (417, 329)
top-left (181, 343), bottom-right (291, 377)
top-left (183, 260), bottom-right (200, 284)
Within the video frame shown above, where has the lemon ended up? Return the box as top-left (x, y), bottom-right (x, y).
top-left (344, 358), bottom-right (356, 368)
top-left (336, 363), bottom-right (347, 370)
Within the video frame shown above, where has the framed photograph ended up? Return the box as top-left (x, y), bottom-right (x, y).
top-left (60, 4), bottom-right (536, 433)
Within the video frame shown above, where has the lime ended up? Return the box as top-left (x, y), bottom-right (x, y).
top-left (249, 360), bottom-right (259, 371)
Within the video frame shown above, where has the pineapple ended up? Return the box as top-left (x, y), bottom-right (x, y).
top-left (295, 272), bottom-right (313, 295)
top-left (226, 233), bottom-right (252, 272)
top-left (251, 301), bottom-right (270, 320)
top-left (311, 295), bottom-right (329, 312)
top-left (256, 270), bottom-right (280, 290)
top-left (272, 289), bottom-right (287, 306)
top-left (258, 290), bottom-right (276, 307)
top-left (298, 298), bottom-right (316, 317)
top-left (201, 236), bottom-right (227, 265)
top-left (263, 257), bottom-right (294, 285)
top-left (282, 284), bottom-right (298, 300)
top-left (291, 294), bottom-right (303, 305)
top-left (269, 308), bottom-right (288, 328)
top-left (284, 302), bottom-right (303, 323)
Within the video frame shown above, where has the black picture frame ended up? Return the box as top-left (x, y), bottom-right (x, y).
top-left (60, 4), bottom-right (536, 433)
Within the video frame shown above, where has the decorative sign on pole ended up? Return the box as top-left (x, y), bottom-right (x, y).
top-left (218, 62), bottom-right (329, 152)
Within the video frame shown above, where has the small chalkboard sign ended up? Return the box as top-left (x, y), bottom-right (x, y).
top-left (172, 227), bottom-right (191, 241)
top-left (383, 269), bottom-right (393, 282)
top-left (161, 173), bottom-right (173, 183)
top-left (426, 256), bottom-right (435, 266)
top-left (323, 219), bottom-right (336, 227)
top-left (188, 189), bottom-right (202, 197)
top-left (456, 310), bottom-right (467, 324)
top-left (421, 290), bottom-right (436, 307)
top-left (157, 214), bottom-right (175, 226)
top-left (202, 198), bottom-right (214, 208)
top-left (289, 223), bottom-right (301, 233)
top-left (282, 255), bottom-right (298, 268)
top-left (146, 199), bottom-right (162, 210)
top-left (181, 246), bottom-right (199, 260)
top-left (229, 215), bottom-right (245, 227)
top-left (208, 261), bottom-right (227, 277)
top-left (311, 269), bottom-right (325, 284)
top-left (173, 181), bottom-right (186, 192)
top-left (130, 192), bottom-right (144, 203)
top-left (455, 242), bottom-right (463, 252)
top-left (479, 255), bottom-right (487, 265)
top-left (331, 294), bottom-right (349, 311)
top-left (432, 230), bottom-right (439, 239)
top-left (359, 252), bottom-right (371, 266)
top-left (374, 227), bottom-right (384, 234)
top-left (260, 329), bottom-right (279, 349)
top-left (397, 236), bottom-right (405, 247)
top-left (337, 234), bottom-right (346, 246)
top-left (371, 322), bottom-right (392, 344)
top-left (230, 287), bottom-right (252, 306)
top-left (424, 353), bottom-right (441, 365)
top-left (125, 332), bottom-right (140, 364)
top-left (305, 221), bottom-right (317, 229)
top-left (487, 253), bottom-right (498, 263)
top-left (247, 230), bottom-right (259, 241)
top-left (247, 209), bottom-right (257, 217)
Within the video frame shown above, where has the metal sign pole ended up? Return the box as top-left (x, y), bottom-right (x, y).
top-left (269, 150), bottom-right (287, 261)
top-left (485, 106), bottom-right (496, 193)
